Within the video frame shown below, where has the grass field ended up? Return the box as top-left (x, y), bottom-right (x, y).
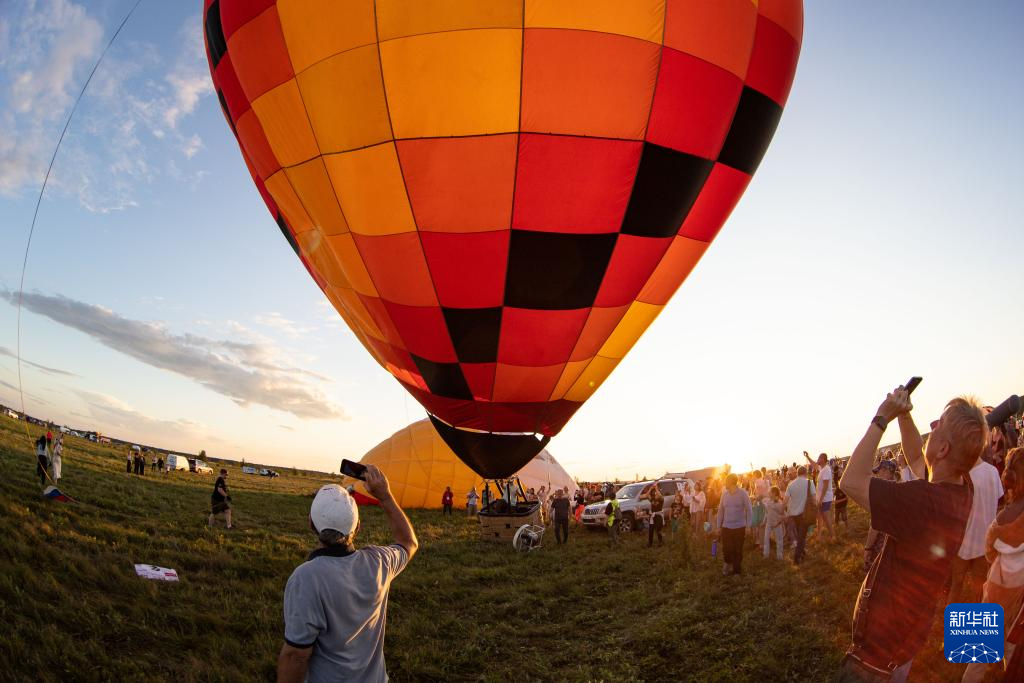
top-left (0, 415), bottom-right (988, 682)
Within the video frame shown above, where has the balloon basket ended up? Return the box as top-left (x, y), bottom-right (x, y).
top-left (478, 501), bottom-right (541, 543)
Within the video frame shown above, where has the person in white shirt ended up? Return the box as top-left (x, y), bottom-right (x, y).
top-left (948, 457), bottom-right (1004, 603)
top-left (783, 466), bottom-right (816, 564)
top-left (898, 449), bottom-right (917, 482)
top-left (277, 468), bottom-right (417, 683)
top-left (804, 451), bottom-right (835, 542)
top-left (537, 486), bottom-right (549, 524)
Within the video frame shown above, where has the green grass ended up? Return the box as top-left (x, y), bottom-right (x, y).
top-left (0, 416), bottom-right (986, 681)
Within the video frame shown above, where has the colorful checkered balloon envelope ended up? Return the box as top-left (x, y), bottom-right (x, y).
top-left (203, 0), bottom-right (802, 478)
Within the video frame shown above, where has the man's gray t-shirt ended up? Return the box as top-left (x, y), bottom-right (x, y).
top-left (284, 544), bottom-right (410, 682)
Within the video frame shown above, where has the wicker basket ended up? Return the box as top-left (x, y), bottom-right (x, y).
top-left (478, 502), bottom-right (541, 542)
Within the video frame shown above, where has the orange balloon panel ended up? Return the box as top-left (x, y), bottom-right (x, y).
top-left (354, 419), bottom-right (577, 508)
top-left (204, 0), bottom-right (803, 466)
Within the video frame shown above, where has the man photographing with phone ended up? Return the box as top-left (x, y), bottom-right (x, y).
top-left (837, 381), bottom-right (986, 681)
top-left (277, 465), bottom-right (418, 683)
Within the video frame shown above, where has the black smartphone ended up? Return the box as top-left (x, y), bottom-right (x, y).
top-left (904, 376), bottom-right (922, 395)
top-left (340, 458), bottom-right (367, 481)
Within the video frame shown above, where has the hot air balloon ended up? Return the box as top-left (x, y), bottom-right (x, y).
top-left (203, 0), bottom-right (802, 478)
top-left (351, 418), bottom-right (577, 509)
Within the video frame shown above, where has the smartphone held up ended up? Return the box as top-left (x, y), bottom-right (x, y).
top-left (340, 458), bottom-right (367, 481)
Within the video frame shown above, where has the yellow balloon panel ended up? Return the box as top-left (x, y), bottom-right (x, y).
top-left (283, 159), bottom-right (349, 236)
top-left (376, 0), bottom-right (523, 41)
top-left (355, 419), bottom-right (578, 508)
top-left (250, 80), bottom-right (319, 167)
top-left (379, 29), bottom-right (522, 138)
top-left (276, 0), bottom-right (377, 73)
top-left (323, 143), bottom-right (417, 236)
top-left (296, 45), bottom-right (392, 154)
top-left (357, 420), bottom-right (483, 508)
top-left (524, 0), bottom-right (666, 44)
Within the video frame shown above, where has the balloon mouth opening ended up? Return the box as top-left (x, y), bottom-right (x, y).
top-left (428, 414), bottom-right (550, 479)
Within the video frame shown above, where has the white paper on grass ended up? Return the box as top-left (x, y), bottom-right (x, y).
top-left (134, 564), bottom-right (179, 582)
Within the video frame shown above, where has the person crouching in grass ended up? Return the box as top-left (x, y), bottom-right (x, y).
top-left (277, 466), bottom-right (418, 683)
top-left (837, 386), bottom-right (985, 682)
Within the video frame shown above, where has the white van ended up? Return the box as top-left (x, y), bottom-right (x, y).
top-left (165, 454), bottom-right (190, 471)
top-left (241, 466), bottom-right (257, 475)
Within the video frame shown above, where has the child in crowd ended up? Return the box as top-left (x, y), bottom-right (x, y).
top-left (763, 486), bottom-right (786, 560)
top-left (833, 483), bottom-right (849, 533)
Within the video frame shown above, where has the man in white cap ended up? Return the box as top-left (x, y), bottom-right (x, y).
top-left (277, 465), bottom-right (418, 682)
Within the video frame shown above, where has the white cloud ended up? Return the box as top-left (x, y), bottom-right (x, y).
top-left (3, 289), bottom-right (347, 421)
top-left (0, 0), bottom-right (102, 196)
top-left (0, 4), bottom-right (214, 210)
top-left (253, 312), bottom-right (317, 340)
top-left (164, 73), bottom-right (211, 130)
top-left (8, 0), bottom-right (103, 116)
top-left (0, 346), bottom-right (78, 377)
top-left (182, 133), bottom-right (202, 159)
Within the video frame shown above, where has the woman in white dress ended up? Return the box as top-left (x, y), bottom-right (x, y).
top-left (51, 435), bottom-right (63, 481)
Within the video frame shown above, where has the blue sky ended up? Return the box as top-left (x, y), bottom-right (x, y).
top-left (1, 0), bottom-right (1022, 480)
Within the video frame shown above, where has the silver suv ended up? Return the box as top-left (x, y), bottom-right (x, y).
top-left (580, 479), bottom-right (693, 532)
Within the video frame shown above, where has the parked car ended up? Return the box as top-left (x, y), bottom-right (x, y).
top-left (580, 478), bottom-right (694, 533)
top-left (259, 468), bottom-right (279, 478)
top-left (241, 466), bottom-right (258, 475)
top-left (165, 454), bottom-right (190, 471)
top-left (190, 459), bottom-right (213, 474)
top-left (3, 409), bottom-right (19, 419)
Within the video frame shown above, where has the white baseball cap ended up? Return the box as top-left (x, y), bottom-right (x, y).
top-left (310, 484), bottom-right (359, 536)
